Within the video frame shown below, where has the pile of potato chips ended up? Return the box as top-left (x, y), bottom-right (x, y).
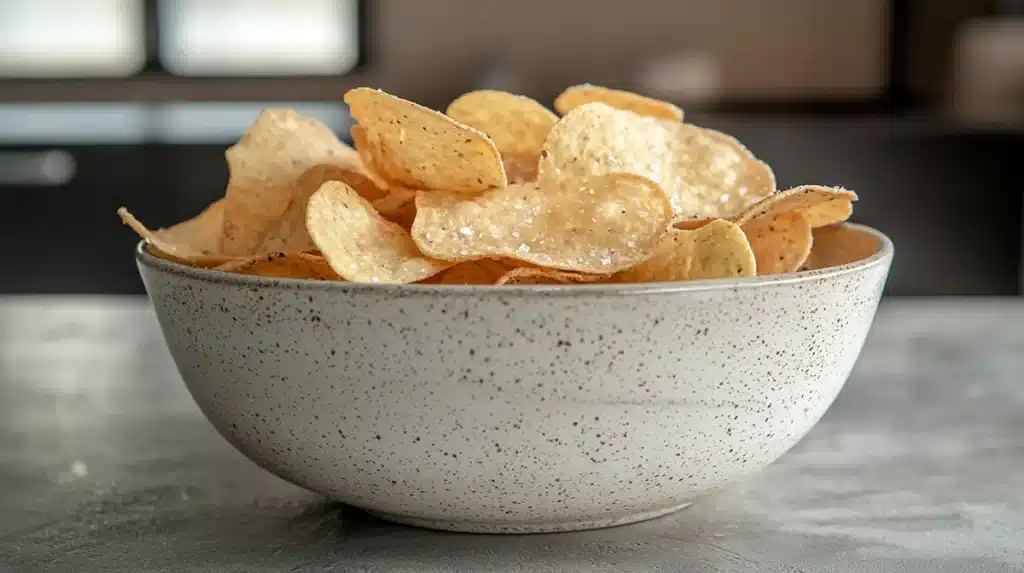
top-left (119, 84), bottom-right (859, 285)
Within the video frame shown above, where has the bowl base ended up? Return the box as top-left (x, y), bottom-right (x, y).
top-left (366, 502), bottom-right (692, 534)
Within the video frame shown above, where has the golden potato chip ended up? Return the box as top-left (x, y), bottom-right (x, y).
top-left (372, 186), bottom-right (418, 230)
top-left (539, 103), bottom-right (774, 220)
top-left (502, 154), bottom-right (539, 184)
top-left (220, 109), bottom-right (365, 256)
top-left (741, 212), bottom-right (812, 275)
top-left (800, 198), bottom-right (854, 228)
top-left (803, 224), bottom-right (881, 270)
top-left (440, 260), bottom-right (508, 285)
top-left (411, 173), bottom-right (672, 273)
top-left (215, 251), bottom-right (341, 280)
top-left (495, 267), bottom-right (606, 285)
top-left (733, 185), bottom-right (858, 227)
top-left (372, 186), bottom-right (417, 216)
top-left (617, 219), bottom-right (756, 283)
top-left (118, 202), bottom-right (240, 267)
top-left (306, 181), bottom-right (452, 284)
top-left (554, 84), bottom-right (684, 122)
top-left (446, 90), bottom-right (557, 165)
top-left (344, 88), bottom-right (507, 192)
top-left (673, 218), bottom-right (713, 231)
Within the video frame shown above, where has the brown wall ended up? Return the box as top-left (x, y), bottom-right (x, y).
top-left (0, 0), bottom-right (890, 105)
top-left (369, 0), bottom-right (890, 104)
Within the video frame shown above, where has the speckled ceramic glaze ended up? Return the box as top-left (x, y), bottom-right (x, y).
top-left (137, 223), bottom-right (893, 534)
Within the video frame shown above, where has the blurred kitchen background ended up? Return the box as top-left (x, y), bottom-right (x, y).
top-left (0, 0), bottom-right (1020, 295)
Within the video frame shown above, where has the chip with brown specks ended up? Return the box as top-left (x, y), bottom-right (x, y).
top-left (616, 219), bottom-right (756, 282)
top-left (306, 181), bottom-right (452, 284)
top-left (118, 202), bottom-right (242, 267)
top-left (539, 103), bottom-right (774, 221)
top-left (446, 90), bottom-right (557, 168)
top-left (220, 108), bottom-right (366, 256)
top-left (554, 84), bottom-right (683, 122)
top-left (733, 185), bottom-right (858, 227)
top-left (411, 173), bottom-right (673, 273)
top-left (742, 212), bottom-right (812, 275)
top-left (215, 251), bottom-right (342, 280)
top-left (344, 88), bottom-right (507, 192)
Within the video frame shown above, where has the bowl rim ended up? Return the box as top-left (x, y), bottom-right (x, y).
top-left (135, 223), bottom-right (893, 296)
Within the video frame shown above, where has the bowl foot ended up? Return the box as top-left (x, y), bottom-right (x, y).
top-left (365, 502), bottom-right (692, 534)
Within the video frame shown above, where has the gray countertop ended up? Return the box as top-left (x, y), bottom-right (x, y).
top-left (1, 297), bottom-right (1022, 572)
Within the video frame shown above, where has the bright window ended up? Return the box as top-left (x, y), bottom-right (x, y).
top-left (0, 0), bottom-right (145, 77)
top-left (158, 0), bottom-right (360, 76)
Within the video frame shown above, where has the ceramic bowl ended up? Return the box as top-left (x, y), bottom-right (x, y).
top-left (137, 223), bottom-right (893, 534)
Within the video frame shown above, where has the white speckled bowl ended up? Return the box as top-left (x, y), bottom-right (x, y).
top-left (137, 223), bottom-right (893, 534)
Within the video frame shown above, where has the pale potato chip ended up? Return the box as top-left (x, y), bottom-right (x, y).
top-left (733, 185), bottom-right (858, 227)
top-left (344, 88), bottom-right (507, 192)
top-left (617, 219), bottom-right (756, 282)
top-left (440, 260), bottom-right (508, 285)
top-left (118, 202), bottom-right (240, 267)
top-left (539, 103), bottom-right (774, 220)
top-left (446, 90), bottom-right (557, 165)
top-left (803, 224), bottom-right (881, 270)
top-left (220, 109), bottom-right (364, 256)
top-left (257, 164), bottom-right (389, 254)
top-left (411, 173), bottom-right (673, 273)
top-left (554, 84), bottom-right (683, 122)
top-left (348, 124), bottom-right (391, 190)
top-left (306, 181), bottom-right (452, 284)
top-left (494, 267), bottom-right (606, 285)
top-left (215, 251), bottom-right (341, 280)
top-left (741, 212), bottom-right (812, 275)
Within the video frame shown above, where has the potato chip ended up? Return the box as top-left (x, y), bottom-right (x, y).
top-left (446, 90), bottom-right (557, 167)
top-left (554, 84), bottom-right (684, 122)
top-left (411, 173), bottom-right (672, 273)
top-left (348, 125), bottom-right (391, 190)
top-left (539, 103), bottom-right (774, 221)
top-left (220, 109), bottom-right (366, 256)
top-left (306, 181), bottom-right (452, 284)
top-left (502, 154), bottom-right (539, 184)
top-left (371, 186), bottom-right (418, 230)
top-left (733, 185), bottom-right (858, 227)
top-left (118, 202), bottom-right (240, 267)
top-left (803, 224), bottom-right (881, 270)
top-left (344, 88), bottom-right (507, 192)
top-left (617, 219), bottom-right (755, 282)
top-left (741, 212), bottom-right (812, 275)
top-left (440, 260), bottom-right (508, 285)
top-left (215, 251), bottom-right (341, 280)
top-left (799, 198), bottom-right (854, 228)
top-left (257, 164), bottom-right (390, 254)
top-left (673, 218), bottom-right (712, 231)
top-left (495, 267), bottom-right (606, 285)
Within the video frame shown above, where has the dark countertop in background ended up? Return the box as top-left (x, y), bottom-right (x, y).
top-left (1, 296), bottom-right (1022, 572)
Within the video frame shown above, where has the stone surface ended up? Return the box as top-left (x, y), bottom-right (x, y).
top-left (1, 297), bottom-right (1022, 572)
